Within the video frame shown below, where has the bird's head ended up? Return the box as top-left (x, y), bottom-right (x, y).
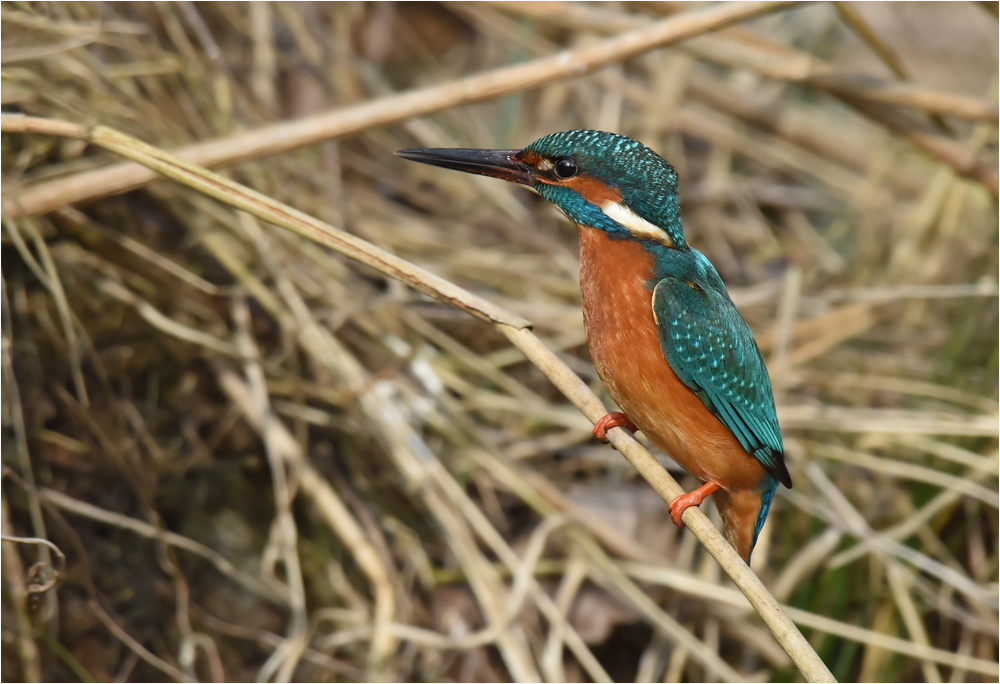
top-left (397, 130), bottom-right (685, 249)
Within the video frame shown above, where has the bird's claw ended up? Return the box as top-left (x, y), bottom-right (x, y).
top-left (669, 482), bottom-right (722, 527)
top-left (593, 412), bottom-right (638, 442)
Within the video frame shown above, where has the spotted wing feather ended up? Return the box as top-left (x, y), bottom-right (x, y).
top-left (652, 277), bottom-right (792, 488)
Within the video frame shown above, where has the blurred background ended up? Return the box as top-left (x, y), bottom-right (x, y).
top-left (2, 2), bottom-right (997, 682)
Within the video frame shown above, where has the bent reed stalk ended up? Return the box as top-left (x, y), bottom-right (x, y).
top-left (1, 112), bottom-right (836, 683)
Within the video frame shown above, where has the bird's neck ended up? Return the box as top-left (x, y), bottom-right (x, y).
top-left (617, 186), bottom-right (684, 248)
top-left (642, 241), bottom-right (728, 294)
top-left (625, 198), bottom-right (684, 249)
top-left (578, 226), bottom-right (657, 314)
top-left (578, 223), bottom-right (696, 290)
top-left (541, 184), bottom-right (685, 248)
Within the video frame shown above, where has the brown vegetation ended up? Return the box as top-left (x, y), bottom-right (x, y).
top-left (2, 3), bottom-right (997, 682)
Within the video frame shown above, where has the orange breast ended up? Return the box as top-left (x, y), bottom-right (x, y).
top-left (577, 227), bottom-right (767, 493)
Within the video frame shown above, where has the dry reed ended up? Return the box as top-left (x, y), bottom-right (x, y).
top-left (2, 3), bottom-right (997, 683)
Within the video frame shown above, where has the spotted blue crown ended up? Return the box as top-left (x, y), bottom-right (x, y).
top-left (524, 130), bottom-right (685, 248)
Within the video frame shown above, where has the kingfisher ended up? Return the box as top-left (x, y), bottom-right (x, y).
top-left (397, 130), bottom-right (792, 563)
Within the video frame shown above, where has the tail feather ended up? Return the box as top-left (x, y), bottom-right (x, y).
top-left (754, 482), bottom-right (779, 551)
top-left (712, 478), bottom-right (778, 563)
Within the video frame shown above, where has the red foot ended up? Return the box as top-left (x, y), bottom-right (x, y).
top-left (669, 482), bottom-right (722, 527)
top-left (593, 412), bottom-right (638, 442)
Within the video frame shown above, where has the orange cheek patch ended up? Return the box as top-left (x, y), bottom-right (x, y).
top-left (518, 150), bottom-right (546, 166)
top-left (564, 175), bottom-right (622, 204)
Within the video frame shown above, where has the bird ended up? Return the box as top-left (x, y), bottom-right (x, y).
top-left (397, 130), bottom-right (791, 563)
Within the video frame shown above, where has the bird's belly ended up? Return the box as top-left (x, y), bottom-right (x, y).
top-left (578, 228), bottom-right (765, 492)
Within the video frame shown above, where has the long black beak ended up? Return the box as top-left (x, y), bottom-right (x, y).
top-left (396, 147), bottom-right (534, 185)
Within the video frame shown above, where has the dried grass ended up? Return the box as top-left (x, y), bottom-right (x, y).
top-left (2, 2), bottom-right (997, 683)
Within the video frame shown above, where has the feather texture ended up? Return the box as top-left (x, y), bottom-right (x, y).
top-left (650, 248), bottom-right (792, 489)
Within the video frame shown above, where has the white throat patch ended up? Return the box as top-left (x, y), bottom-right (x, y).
top-left (599, 201), bottom-right (673, 246)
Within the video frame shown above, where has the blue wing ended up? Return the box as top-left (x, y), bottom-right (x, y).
top-left (651, 272), bottom-right (791, 489)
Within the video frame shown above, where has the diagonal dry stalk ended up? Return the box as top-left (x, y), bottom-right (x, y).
top-left (2, 1), bottom-right (794, 219)
top-left (9, 0), bottom-right (998, 224)
top-left (490, 0), bottom-right (997, 122)
top-left (486, 0), bottom-right (1000, 196)
top-left (5, 5), bottom-right (996, 681)
top-left (1, 112), bottom-right (836, 682)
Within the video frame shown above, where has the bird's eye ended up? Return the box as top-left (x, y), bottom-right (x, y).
top-left (553, 157), bottom-right (578, 179)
